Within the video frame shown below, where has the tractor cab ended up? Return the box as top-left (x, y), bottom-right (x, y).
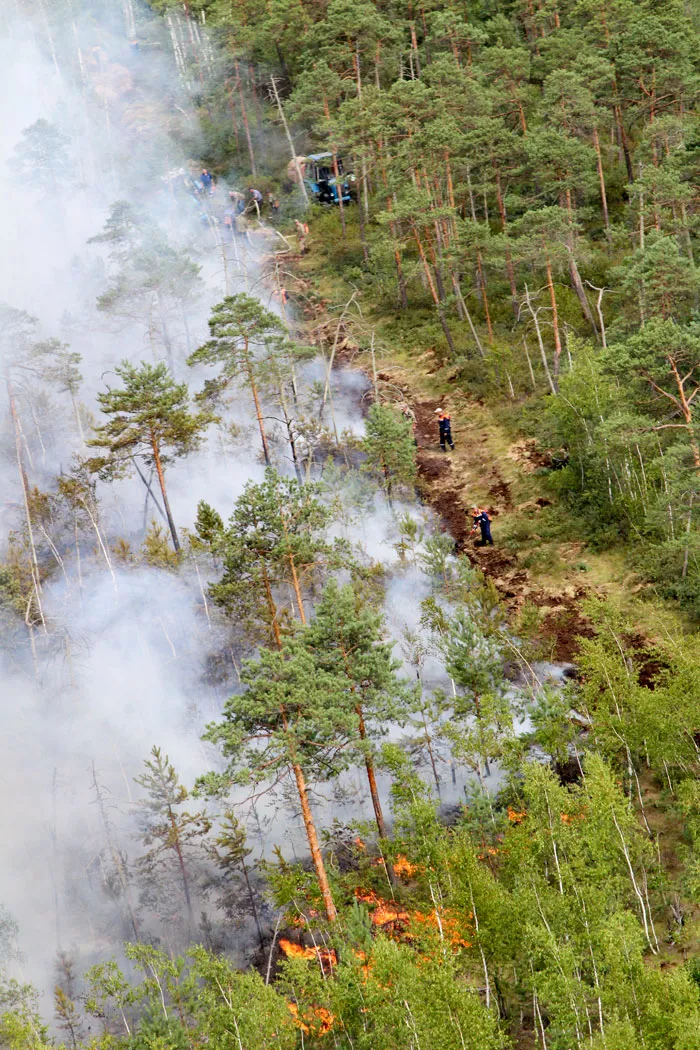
top-left (304, 152), bottom-right (353, 204)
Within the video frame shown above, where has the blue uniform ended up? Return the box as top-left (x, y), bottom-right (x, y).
top-left (437, 413), bottom-right (454, 451)
top-left (472, 510), bottom-right (493, 545)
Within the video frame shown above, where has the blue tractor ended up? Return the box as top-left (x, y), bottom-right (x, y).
top-left (303, 153), bottom-right (353, 204)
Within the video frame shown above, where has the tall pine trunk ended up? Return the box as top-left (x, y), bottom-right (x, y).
top-left (494, 165), bottom-right (519, 316)
top-left (169, 807), bottom-right (194, 925)
top-left (377, 142), bottom-right (408, 307)
top-left (475, 249), bottom-right (494, 343)
top-left (150, 434), bottom-right (180, 551)
top-left (356, 703), bottom-right (387, 838)
top-left (545, 256), bottom-right (563, 376)
top-left (8, 380), bottom-right (46, 628)
top-left (564, 191), bottom-right (598, 337)
top-left (412, 225), bottom-right (456, 355)
top-left (235, 60), bottom-right (257, 177)
top-left (291, 757), bottom-right (337, 921)
top-left (260, 561), bottom-right (337, 921)
top-left (592, 127), bottom-right (611, 239)
top-left (244, 354), bottom-right (271, 466)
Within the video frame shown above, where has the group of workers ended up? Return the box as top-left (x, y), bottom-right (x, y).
top-left (434, 408), bottom-right (494, 546)
top-left (179, 170), bottom-right (281, 240)
top-left (219, 188), bottom-right (276, 241)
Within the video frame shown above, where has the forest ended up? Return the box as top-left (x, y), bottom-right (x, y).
top-left (1, 0), bottom-right (700, 1047)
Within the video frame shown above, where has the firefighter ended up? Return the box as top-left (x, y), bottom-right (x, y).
top-left (228, 189), bottom-right (246, 214)
top-left (470, 506), bottom-right (494, 546)
top-left (200, 169), bottom-right (214, 194)
top-left (434, 408), bottom-right (454, 451)
top-left (248, 187), bottom-right (263, 217)
top-left (294, 219), bottom-right (309, 255)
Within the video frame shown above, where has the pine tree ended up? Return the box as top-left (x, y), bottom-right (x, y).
top-left (13, 119), bottom-right (72, 193)
top-left (92, 202), bottom-right (201, 368)
top-left (299, 578), bottom-right (410, 838)
top-left (87, 361), bottom-right (215, 551)
top-left (201, 646), bottom-right (350, 922)
top-left (28, 338), bottom-right (85, 443)
top-left (210, 810), bottom-right (265, 947)
top-left (194, 469), bottom-right (340, 646)
top-left (362, 403), bottom-right (417, 502)
top-left (135, 747), bottom-right (212, 929)
top-left (441, 608), bottom-right (512, 784)
top-left (513, 206), bottom-right (574, 382)
top-left (605, 318), bottom-right (700, 469)
top-left (615, 233), bottom-right (699, 325)
top-left (188, 294), bottom-right (290, 466)
top-left (88, 200), bottom-right (149, 255)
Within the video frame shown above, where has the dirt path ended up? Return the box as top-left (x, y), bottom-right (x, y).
top-left (290, 277), bottom-right (594, 661)
top-left (405, 391), bottom-right (592, 661)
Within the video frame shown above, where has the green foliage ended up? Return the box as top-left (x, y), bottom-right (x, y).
top-left (188, 293), bottom-right (286, 396)
top-left (0, 977), bottom-right (51, 1050)
top-left (88, 361), bottom-right (214, 478)
top-left (361, 403), bottom-right (417, 501)
top-left (28, 338), bottom-right (82, 396)
top-left (200, 643), bottom-right (353, 795)
top-left (297, 577), bottom-right (413, 835)
top-left (135, 747), bottom-right (212, 923)
top-left (142, 520), bottom-right (179, 568)
top-left (88, 360), bottom-right (214, 549)
top-left (185, 948), bottom-right (296, 1048)
top-left (394, 512), bottom-right (424, 561)
top-left (188, 294), bottom-right (307, 466)
top-left (0, 564), bottom-right (25, 621)
top-left (92, 202), bottom-right (202, 364)
top-left (527, 686), bottom-right (580, 767)
top-left (84, 949), bottom-right (295, 1050)
top-left (196, 467), bottom-right (340, 645)
top-left (303, 936), bottom-right (507, 1050)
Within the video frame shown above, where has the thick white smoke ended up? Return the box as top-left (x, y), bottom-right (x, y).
top-left (0, 3), bottom-right (266, 994)
top-left (0, 0), bottom-right (557, 1004)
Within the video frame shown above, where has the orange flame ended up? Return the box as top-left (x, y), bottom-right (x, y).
top-left (279, 938), bottom-right (316, 960)
top-left (372, 903), bottom-right (411, 927)
top-left (355, 888), bottom-right (382, 905)
top-left (287, 1002), bottom-right (335, 1035)
top-left (412, 909), bottom-right (472, 949)
top-left (351, 948), bottom-right (372, 978)
top-left (355, 892), bottom-right (471, 953)
top-left (507, 808), bottom-right (526, 823)
top-left (392, 854), bottom-right (418, 878)
top-left (560, 811), bottom-right (585, 824)
top-left (279, 938), bottom-right (337, 968)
